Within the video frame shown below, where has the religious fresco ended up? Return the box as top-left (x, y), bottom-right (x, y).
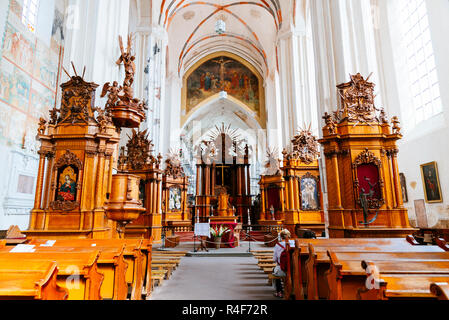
top-left (0, 0), bottom-right (66, 148)
top-left (0, 59), bottom-right (31, 112)
top-left (186, 56), bottom-right (260, 113)
top-left (33, 38), bottom-right (60, 90)
top-left (300, 175), bottom-right (320, 211)
top-left (2, 22), bottom-right (35, 72)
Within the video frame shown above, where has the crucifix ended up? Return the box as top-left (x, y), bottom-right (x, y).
top-left (215, 164), bottom-right (229, 187)
top-left (211, 57), bottom-right (234, 90)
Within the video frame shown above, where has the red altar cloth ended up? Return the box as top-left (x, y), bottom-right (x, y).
top-left (208, 222), bottom-right (238, 248)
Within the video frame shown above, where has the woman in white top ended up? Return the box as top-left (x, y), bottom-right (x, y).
top-left (272, 229), bottom-right (291, 298)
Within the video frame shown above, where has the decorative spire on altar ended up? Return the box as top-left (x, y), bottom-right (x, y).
top-left (262, 147), bottom-right (281, 176)
top-left (283, 124), bottom-right (320, 164)
top-left (118, 129), bottom-right (159, 171)
top-left (334, 72), bottom-right (387, 124)
top-left (164, 148), bottom-right (185, 179)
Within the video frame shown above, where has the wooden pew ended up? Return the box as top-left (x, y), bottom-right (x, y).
top-left (430, 282), bottom-right (449, 300)
top-left (290, 238), bottom-right (442, 300)
top-left (358, 262), bottom-right (449, 300)
top-left (305, 242), bottom-right (445, 300)
top-left (327, 251), bottom-right (449, 300)
top-left (153, 250), bottom-right (187, 255)
top-left (152, 259), bottom-right (179, 269)
top-left (28, 238), bottom-right (149, 300)
top-left (0, 251), bottom-right (103, 300)
top-left (0, 260), bottom-right (68, 300)
top-left (152, 264), bottom-right (174, 279)
top-left (436, 238), bottom-right (449, 251)
top-left (20, 243), bottom-right (128, 300)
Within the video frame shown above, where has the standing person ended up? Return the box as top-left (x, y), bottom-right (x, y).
top-left (272, 229), bottom-right (291, 298)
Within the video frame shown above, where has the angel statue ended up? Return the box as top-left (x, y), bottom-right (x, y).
top-left (116, 34), bottom-right (136, 88)
top-left (100, 81), bottom-right (121, 108)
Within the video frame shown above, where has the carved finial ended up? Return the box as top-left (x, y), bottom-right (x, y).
top-left (37, 117), bottom-right (47, 135)
top-left (336, 73), bottom-right (381, 124)
top-left (391, 116), bottom-right (401, 134)
top-left (323, 112), bottom-right (336, 135)
top-left (289, 125), bottom-right (320, 164)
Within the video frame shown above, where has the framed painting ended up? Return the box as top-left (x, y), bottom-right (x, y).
top-left (300, 173), bottom-right (320, 211)
top-left (56, 165), bottom-right (78, 202)
top-left (399, 173), bottom-right (408, 203)
top-left (169, 187), bottom-right (182, 211)
top-left (420, 161), bottom-right (442, 203)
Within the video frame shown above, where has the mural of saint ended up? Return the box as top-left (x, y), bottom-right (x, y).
top-left (169, 187), bottom-right (182, 211)
top-left (300, 176), bottom-right (320, 211)
top-left (57, 166), bottom-right (77, 201)
top-left (186, 56), bottom-right (260, 114)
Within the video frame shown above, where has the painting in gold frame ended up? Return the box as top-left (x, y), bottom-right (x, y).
top-left (420, 161), bottom-right (442, 203)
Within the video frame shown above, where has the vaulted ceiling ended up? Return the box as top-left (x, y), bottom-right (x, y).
top-left (157, 0), bottom-right (295, 79)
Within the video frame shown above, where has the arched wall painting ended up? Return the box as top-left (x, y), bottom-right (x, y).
top-left (186, 56), bottom-right (260, 114)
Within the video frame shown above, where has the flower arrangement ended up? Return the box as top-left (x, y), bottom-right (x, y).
top-left (210, 225), bottom-right (230, 238)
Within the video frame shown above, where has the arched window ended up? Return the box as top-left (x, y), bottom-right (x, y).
top-left (399, 0), bottom-right (442, 125)
top-left (21, 0), bottom-right (40, 33)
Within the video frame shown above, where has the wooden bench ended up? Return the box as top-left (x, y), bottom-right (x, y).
top-left (430, 282), bottom-right (449, 300)
top-left (151, 270), bottom-right (169, 290)
top-left (268, 274), bottom-right (285, 286)
top-left (0, 260), bottom-right (68, 300)
top-left (152, 259), bottom-right (179, 269)
top-left (28, 238), bottom-right (150, 300)
top-left (152, 263), bottom-right (175, 278)
top-left (23, 241), bottom-right (128, 300)
top-left (153, 250), bottom-right (187, 255)
top-left (327, 251), bottom-right (449, 300)
top-left (304, 242), bottom-right (445, 300)
top-left (288, 237), bottom-right (442, 300)
top-left (0, 250), bottom-right (103, 300)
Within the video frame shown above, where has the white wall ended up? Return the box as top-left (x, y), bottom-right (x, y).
top-left (381, 0), bottom-right (449, 228)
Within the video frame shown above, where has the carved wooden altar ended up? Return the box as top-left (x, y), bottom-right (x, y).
top-left (117, 130), bottom-right (163, 242)
top-left (319, 73), bottom-right (415, 238)
top-left (281, 128), bottom-right (325, 236)
top-left (26, 35), bottom-right (148, 240)
top-left (25, 74), bottom-right (121, 239)
top-left (258, 149), bottom-right (285, 227)
top-left (161, 149), bottom-right (191, 235)
top-left (195, 124), bottom-right (251, 223)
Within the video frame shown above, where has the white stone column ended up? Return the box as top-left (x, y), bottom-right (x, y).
top-left (63, 0), bottom-right (130, 97)
top-left (276, 26), bottom-right (301, 147)
top-left (276, 22), bottom-right (319, 147)
top-left (310, 0), bottom-right (385, 129)
top-left (164, 72), bottom-right (183, 154)
top-left (144, 26), bottom-right (168, 155)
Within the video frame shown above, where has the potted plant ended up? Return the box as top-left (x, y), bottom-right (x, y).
top-left (210, 225), bottom-right (230, 249)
